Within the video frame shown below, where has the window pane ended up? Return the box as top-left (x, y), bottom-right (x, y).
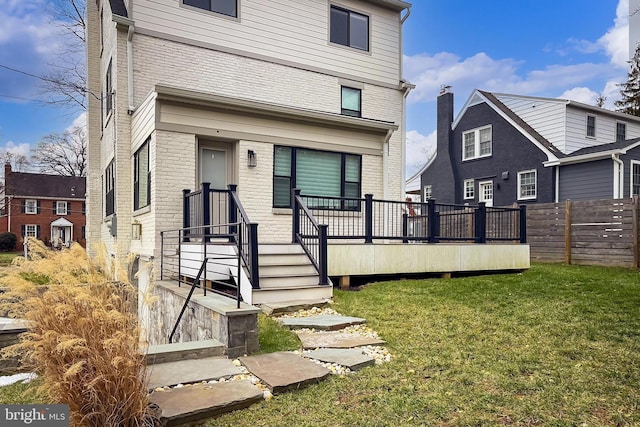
top-left (274, 146), bottom-right (291, 176)
top-left (296, 149), bottom-right (341, 197)
top-left (273, 177), bottom-right (291, 207)
top-left (344, 154), bottom-right (360, 182)
top-left (184, 0), bottom-right (210, 9)
top-left (519, 172), bottom-right (536, 198)
top-left (136, 143), bottom-right (150, 209)
top-left (213, 0), bottom-right (236, 17)
top-left (330, 7), bottom-right (349, 46)
top-left (617, 123), bottom-right (626, 142)
top-left (349, 12), bottom-right (368, 50)
top-left (464, 132), bottom-right (475, 159)
top-left (633, 163), bottom-right (640, 196)
top-left (342, 87), bottom-right (361, 113)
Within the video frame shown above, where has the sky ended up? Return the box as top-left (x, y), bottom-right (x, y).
top-left (0, 0), bottom-right (632, 178)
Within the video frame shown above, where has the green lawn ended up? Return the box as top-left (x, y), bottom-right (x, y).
top-left (214, 263), bottom-right (640, 426)
top-left (0, 252), bottom-right (20, 267)
top-left (2, 263), bottom-right (639, 426)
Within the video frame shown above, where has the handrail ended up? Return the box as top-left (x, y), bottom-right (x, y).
top-left (228, 185), bottom-right (260, 289)
top-left (292, 189), bottom-right (328, 285)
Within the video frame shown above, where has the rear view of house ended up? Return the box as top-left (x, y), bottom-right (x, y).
top-left (1, 164), bottom-right (86, 250)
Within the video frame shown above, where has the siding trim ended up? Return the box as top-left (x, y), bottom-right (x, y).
top-left (134, 27), bottom-right (402, 90)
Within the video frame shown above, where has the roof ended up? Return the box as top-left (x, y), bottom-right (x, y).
top-left (544, 137), bottom-right (640, 166)
top-left (109, 0), bottom-right (128, 18)
top-left (6, 171), bottom-right (86, 199)
top-left (477, 91), bottom-right (566, 159)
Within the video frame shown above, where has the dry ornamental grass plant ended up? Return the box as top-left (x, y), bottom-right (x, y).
top-left (0, 239), bottom-right (157, 426)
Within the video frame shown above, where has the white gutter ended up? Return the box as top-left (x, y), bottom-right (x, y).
top-left (555, 167), bottom-right (560, 203)
top-left (612, 153), bottom-right (624, 199)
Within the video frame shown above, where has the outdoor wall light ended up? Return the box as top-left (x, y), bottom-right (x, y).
top-left (132, 221), bottom-right (142, 240)
top-left (248, 150), bottom-right (257, 168)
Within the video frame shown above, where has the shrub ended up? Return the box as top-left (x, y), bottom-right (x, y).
top-left (0, 240), bottom-right (156, 426)
top-left (0, 232), bottom-right (17, 252)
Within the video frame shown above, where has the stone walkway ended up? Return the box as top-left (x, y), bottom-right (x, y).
top-left (148, 307), bottom-right (389, 426)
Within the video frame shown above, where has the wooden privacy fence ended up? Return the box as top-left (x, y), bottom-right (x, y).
top-left (526, 197), bottom-right (640, 267)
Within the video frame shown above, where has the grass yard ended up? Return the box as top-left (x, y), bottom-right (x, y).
top-left (213, 263), bottom-right (640, 426)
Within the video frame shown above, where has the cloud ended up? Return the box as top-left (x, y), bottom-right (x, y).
top-left (2, 140), bottom-right (31, 157)
top-left (599, 0), bottom-right (629, 68)
top-left (67, 112), bottom-right (87, 132)
top-left (405, 129), bottom-right (436, 178)
top-left (0, 0), bottom-right (70, 99)
top-left (558, 87), bottom-right (600, 104)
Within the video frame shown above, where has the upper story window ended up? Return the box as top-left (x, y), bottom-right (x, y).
top-left (616, 122), bottom-right (626, 142)
top-left (24, 199), bottom-right (38, 214)
top-left (56, 201), bottom-right (68, 215)
top-left (330, 5), bottom-right (369, 51)
top-left (105, 59), bottom-right (112, 119)
top-left (518, 170), bottom-right (537, 200)
top-left (462, 126), bottom-right (492, 161)
top-left (586, 114), bottom-right (596, 138)
top-left (183, 0), bottom-right (237, 18)
top-left (341, 87), bottom-right (361, 117)
top-left (464, 179), bottom-right (474, 199)
top-left (134, 138), bottom-right (151, 210)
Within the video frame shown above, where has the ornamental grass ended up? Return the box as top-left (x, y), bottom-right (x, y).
top-left (0, 238), bottom-right (156, 426)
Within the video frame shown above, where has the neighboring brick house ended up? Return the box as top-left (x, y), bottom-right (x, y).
top-left (87, 1), bottom-right (413, 274)
top-left (0, 164), bottom-right (86, 250)
top-left (419, 89), bottom-right (640, 206)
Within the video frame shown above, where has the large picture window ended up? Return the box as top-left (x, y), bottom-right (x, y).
top-left (273, 146), bottom-right (361, 209)
top-left (134, 139), bottom-right (151, 210)
top-left (183, 0), bottom-right (237, 17)
top-left (330, 5), bottom-right (369, 51)
top-left (105, 160), bottom-right (115, 217)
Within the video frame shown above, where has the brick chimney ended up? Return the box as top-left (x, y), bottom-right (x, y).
top-left (4, 162), bottom-right (11, 179)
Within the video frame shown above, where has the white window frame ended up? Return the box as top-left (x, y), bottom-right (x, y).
top-left (631, 160), bottom-right (640, 196)
top-left (25, 224), bottom-right (37, 237)
top-left (586, 114), bottom-right (596, 138)
top-left (25, 199), bottom-right (37, 214)
top-left (462, 125), bottom-right (492, 161)
top-left (517, 170), bottom-right (537, 200)
top-left (56, 201), bottom-right (68, 215)
top-left (463, 179), bottom-right (474, 199)
top-left (423, 185), bottom-right (432, 200)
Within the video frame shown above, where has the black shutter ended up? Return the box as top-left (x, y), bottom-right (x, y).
top-left (21, 200), bottom-right (25, 213)
top-left (21, 225), bottom-right (25, 237)
top-left (53, 201), bottom-right (57, 214)
top-left (82, 202), bottom-right (86, 215)
top-left (36, 225), bottom-right (40, 239)
top-left (37, 201), bottom-right (41, 214)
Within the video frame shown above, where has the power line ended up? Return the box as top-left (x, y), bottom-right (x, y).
top-left (0, 63), bottom-right (48, 82)
top-left (0, 94), bottom-right (42, 102)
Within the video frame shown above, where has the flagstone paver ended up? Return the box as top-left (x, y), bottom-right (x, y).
top-left (239, 352), bottom-right (330, 393)
top-left (279, 314), bottom-right (366, 330)
top-left (146, 356), bottom-right (243, 389)
top-left (302, 348), bottom-right (375, 371)
top-left (296, 331), bottom-right (386, 349)
top-left (149, 380), bottom-right (263, 426)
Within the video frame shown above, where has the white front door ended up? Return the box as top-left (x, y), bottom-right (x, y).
top-left (479, 181), bottom-right (494, 207)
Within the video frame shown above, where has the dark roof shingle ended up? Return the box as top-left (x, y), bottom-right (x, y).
top-left (6, 172), bottom-right (86, 199)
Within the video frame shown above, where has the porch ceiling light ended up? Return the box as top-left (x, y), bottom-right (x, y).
top-left (248, 150), bottom-right (257, 168)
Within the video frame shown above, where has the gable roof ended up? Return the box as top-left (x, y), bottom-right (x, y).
top-left (6, 171), bottom-right (86, 200)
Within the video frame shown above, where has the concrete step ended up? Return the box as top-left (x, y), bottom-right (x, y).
top-left (145, 339), bottom-right (225, 366)
top-left (259, 264), bottom-right (319, 278)
top-left (146, 356), bottom-right (244, 390)
top-left (259, 275), bottom-right (320, 288)
top-left (258, 244), bottom-right (306, 255)
top-left (251, 285), bottom-right (333, 306)
top-left (149, 380), bottom-right (263, 427)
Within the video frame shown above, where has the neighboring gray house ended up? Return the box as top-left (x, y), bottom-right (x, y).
top-left (419, 89), bottom-right (640, 206)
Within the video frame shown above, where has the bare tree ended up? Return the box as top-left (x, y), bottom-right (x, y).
top-left (40, 0), bottom-right (89, 111)
top-left (595, 94), bottom-right (607, 108)
top-left (31, 126), bottom-right (87, 177)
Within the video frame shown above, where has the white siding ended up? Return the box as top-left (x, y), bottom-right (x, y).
top-left (131, 0), bottom-right (402, 86)
top-left (495, 94), bottom-right (567, 152)
top-left (565, 107), bottom-right (640, 153)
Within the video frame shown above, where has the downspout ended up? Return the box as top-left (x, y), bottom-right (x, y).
top-left (127, 24), bottom-right (135, 113)
top-left (612, 153), bottom-right (624, 198)
top-left (383, 129), bottom-right (393, 200)
top-left (555, 166), bottom-right (560, 203)
top-left (400, 82), bottom-right (413, 196)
